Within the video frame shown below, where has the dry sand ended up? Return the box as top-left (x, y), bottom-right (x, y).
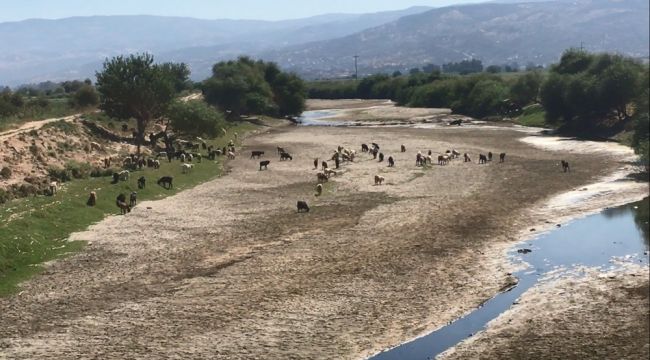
top-left (442, 265), bottom-right (649, 360)
top-left (0, 105), bottom-right (647, 359)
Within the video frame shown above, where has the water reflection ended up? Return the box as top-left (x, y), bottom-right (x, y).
top-left (369, 197), bottom-right (649, 360)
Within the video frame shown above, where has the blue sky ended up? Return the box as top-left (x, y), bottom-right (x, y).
top-left (0, 0), bottom-right (484, 22)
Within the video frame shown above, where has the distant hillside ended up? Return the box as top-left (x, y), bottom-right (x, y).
top-left (0, 7), bottom-right (432, 86)
top-left (263, 0), bottom-right (650, 78)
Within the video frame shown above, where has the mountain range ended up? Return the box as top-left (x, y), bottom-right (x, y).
top-left (0, 0), bottom-right (647, 86)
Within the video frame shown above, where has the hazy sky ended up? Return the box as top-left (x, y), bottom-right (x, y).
top-left (0, 0), bottom-right (485, 22)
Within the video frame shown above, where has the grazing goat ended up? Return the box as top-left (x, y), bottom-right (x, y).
top-left (129, 192), bottom-right (137, 207)
top-left (297, 200), bottom-right (310, 213)
top-left (227, 151), bottom-right (235, 159)
top-left (250, 150), bottom-right (264, 159)
top-left (112, 173), bottom-right (120, 184)
top-left (153, 160), bottom-right (160, 169)
top-left (371, 148), bottom-right (378, 159)
top-left (361, 144), bottom-right (369, 152)
top-left (314, 158), bottom-right (319, 169)
top-left (182, 163), bottom-right (194, 174)
top-left (499, 153), bottom-right (506, 162)
top-left (277, 146), bottom-right (286, 155)
top-left (388, 156), bottom-right (395, 167)
top-left (449, 119), bottom-right (462, 126)
top-left (488, 152), bottom-right (493, 162)
top-left (116, 194), bottom-right (131, 215)
top-left (157, 176), bottom-right (173, 189)
top-left (561, 160), bottom-right (570, 172)
top-left (317, 172), bottom-right (329, 183)
top-left (49, 181), bottom-right (58, 195)
top-left (86, 191), bottom-right (97, 206)
top-left (464, 153), bottom-right (471, 163)
top-left (372, 143), bottom-right (380, 150)
top-left (315, 183), bottom-right (323, 196)
top-left (280, 152), bottom-right (293, 161)
top-left (438, 155), bottom-right (449, 165)
top-left (401, 144), bottom-right (406, 153)
top-left (378, 153), bottom-right (384, 162)
top-left (426, 155), bottom-right (433, 165)
top-left (452, 149), bottom-right (461, 159)
top-left (180, 153), bottom-right (186, 163)
top-left (479, 154), bottom-right (488, 164)
top-left (137, 176), bottom-right (146, 189)
top-left (259, 160), bottom-right (270, 170)
top-left (374, 175), bottom-right (385, 185)
top-left (322, 161), bottom-right (328, 171)
top-left (416, 153), bottom-right (424, 167)
top-left (187, 154), bottom-right (194, 162)
top-left (118, 170), bottom-right (130, 181)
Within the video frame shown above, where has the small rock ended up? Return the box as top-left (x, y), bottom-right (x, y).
top-left (556, 224), bottom-right (561, 228)
top-left (517, 248), bottom-right (532, 254)
top-left (147, 207), bottom-right (152, 209)
top-left (529, 228), bottom-right (536, 232)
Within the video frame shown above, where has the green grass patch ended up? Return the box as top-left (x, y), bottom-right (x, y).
top-left (0, 122), bottom-right (256, 296)
top-left (515, 104), bottom-right (549, 128)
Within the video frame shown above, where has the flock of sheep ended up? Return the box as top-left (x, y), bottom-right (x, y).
top-left (243, 141), bottom-right (559, 213)
top-left (46, 130), bottom-right (572, 216)
top-left (58, 136), bottom-right (240, 215)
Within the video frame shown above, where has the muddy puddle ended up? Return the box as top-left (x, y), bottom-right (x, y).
top-left (369, 197), bottom-right (649, 360)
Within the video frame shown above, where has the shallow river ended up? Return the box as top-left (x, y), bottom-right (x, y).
top-left (369, 198), bottom-right (649, 360)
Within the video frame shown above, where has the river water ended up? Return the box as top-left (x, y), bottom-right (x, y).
top-left (369, 197), bottom-right (649, 360)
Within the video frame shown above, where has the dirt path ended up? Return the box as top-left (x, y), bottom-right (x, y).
top-left (0, 93), bottom-right (202, 142)
top-left (0, 114), bottom-right (83, 142)
top-left (0, 123), bottom-right (635, 359)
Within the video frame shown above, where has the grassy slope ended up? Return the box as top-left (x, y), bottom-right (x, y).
top-left (515, 104), bottom-right (548, 128)
top-left (0, 122), bottom-right (256, 295)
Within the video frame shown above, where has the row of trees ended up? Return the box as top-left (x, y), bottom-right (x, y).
top-left (308, 70), bottom-right (543, 118)
top-left (94, 55), bottom-right (306, 152)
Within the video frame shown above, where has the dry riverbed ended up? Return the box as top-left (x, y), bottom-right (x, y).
top-left (0, 103), bottom-right (647, 359)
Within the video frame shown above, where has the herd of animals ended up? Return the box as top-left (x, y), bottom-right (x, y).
top-left (245, 141), bottom-right (572, 213)
top-left (43, 135), bottom-right (572, 215)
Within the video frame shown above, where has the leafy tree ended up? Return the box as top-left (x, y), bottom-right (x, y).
top-left (95, 53), bottom-right (187, 152)
top-left (270, 72), bottom-right (307, 116)
top-left (159, 62), bottom-right (191, 92)
top-left (167, 100), bottom-right (225, 138)
top-left (540, 73), bottom-right (571, 123)
top-left (596, 59), bottom-right (642, 120)
top-left (553, 48), bottom-right (592, 74)
top-left (541, 50), bottom-right (644, 127)
top-left (465, 79), bottom-right (509, 117)
top-left (203, 57), bottom-right (275, 117)
top-left (485, 65), bottom-right (502, 73)
top-left (510, 71), bottom-right (543, 106)
top-left (71, 85), bottom-right (99, 108)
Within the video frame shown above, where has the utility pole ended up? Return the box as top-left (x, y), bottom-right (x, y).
top-left (353, 55), bottom-right (359, 80)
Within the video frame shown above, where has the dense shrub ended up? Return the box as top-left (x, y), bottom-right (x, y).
top-left (0, 166), bottom-right (12, 179)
